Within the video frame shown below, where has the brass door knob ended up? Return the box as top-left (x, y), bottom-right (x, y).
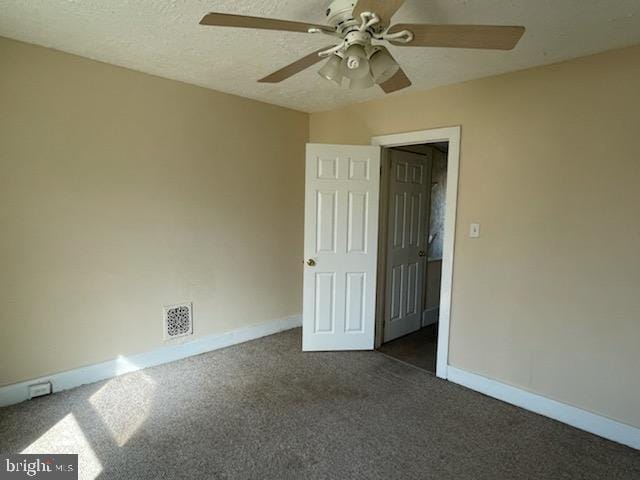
top-left (307, 259), bottom-right (317, 267)
top-left (418, 251), bottom-right (426, 257)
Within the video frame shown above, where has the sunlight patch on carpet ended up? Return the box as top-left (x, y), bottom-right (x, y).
top-left (21, 413), bottom-right (103, 479)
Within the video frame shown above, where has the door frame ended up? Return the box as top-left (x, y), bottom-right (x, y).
top-left (372, 127), bottom-right (461, 380)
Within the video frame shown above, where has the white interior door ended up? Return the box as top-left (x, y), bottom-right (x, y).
top-left (303, 144), bottom-right (381, 351)
top-left (383, 149), bottom-right (431, 342)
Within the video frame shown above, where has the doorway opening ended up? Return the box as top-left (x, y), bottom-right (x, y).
top-left (371, 126), bottom-right (460, 379)
top-left (374, 142), bottom-right (449, 374)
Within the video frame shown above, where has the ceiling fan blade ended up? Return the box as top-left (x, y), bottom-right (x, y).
top-left (199, 12), bottom-right (335, 34)
top-left (258, 47), bottom-right (335, 83)
top-left (379, 68), bottom-right (412, 94)
top-left (387, 24), bottom-right (526, 50)
top-left (353, 0), bottom-right (406, 28)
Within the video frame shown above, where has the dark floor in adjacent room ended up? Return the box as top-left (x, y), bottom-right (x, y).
top-left (378, 323), bottom-right (438, 373)
top-left (1, 328), bottom-right (639, 480)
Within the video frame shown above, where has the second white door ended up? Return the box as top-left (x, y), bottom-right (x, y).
top-left (384, 149), bottom-right (431, 342)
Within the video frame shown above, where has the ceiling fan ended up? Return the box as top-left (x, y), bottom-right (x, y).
top-left (199, 0), bottom-right (525, 94)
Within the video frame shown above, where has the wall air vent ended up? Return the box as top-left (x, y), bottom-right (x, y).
top-left (163, 303), bottom-right (193, 340)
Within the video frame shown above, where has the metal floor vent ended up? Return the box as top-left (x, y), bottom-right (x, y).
top-left (163, 303), bottom-right (193, 340)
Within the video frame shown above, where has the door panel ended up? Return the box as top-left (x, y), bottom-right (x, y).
top-left (383, 149), bottom-right (431, 342)
top-left (314, 273), bottom-right (335, 333)
top-left (316, 191), bottom-right (337, 253)
top-left (407, 262), bottom-right (419, 315)
top-left (303, 144), bottom-right (381, 351)
top-left (347, 192), bottom-right (368, 253)
top-left (390, 264), bottom-right (403, 321)
top-left (345, 272), bottom-right (366, 333)
top-left (393, 193), bottom-right (406, 247)
top-left (408, 192), bottom-right (422, 246)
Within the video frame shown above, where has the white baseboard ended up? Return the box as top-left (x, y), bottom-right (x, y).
top-left (421, 307), bottom-right (439, 327)
top-left (447, 366), bottom-right (640, 450)
top-left (0, 315), bottom-right (302, 408)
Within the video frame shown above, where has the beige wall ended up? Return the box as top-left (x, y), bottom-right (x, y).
top-left (2, 33), bottom-right (639, 430)
top-left (0, 37), bottom-right (308, 386)
top-left (311, 45), bottom-right (640, 429)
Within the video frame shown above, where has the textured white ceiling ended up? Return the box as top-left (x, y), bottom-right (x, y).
top-left (1, 0), bottom-right (639, 112)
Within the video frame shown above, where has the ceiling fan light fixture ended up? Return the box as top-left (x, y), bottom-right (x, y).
top-left (318, 54), bottom-right (344, 85)
top-left (370, 47), bottom-right (400, 84)
top-left (200, 2), bottom-right (526, 96)
top-left (341, 44), bottom-right (370, 80)
top-left (349, 74), bottom-right (375, 90)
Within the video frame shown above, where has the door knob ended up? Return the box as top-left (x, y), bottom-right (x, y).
top-left (418, 251), bottom-right (426, 257)
top-left (307, 259), bottom-right (317, 267)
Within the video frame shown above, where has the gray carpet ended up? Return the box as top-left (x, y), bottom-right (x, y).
top-left (1, 328), bottom-right (638, 480)
top-left (378, 324), bottom-right (438, 373)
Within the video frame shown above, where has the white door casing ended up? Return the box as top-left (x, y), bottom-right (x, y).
top-left (383, 149), bottom-right (431, 342)
top-left (303, 144), bottom-right (381, 351)
top-left (373, 127), bottom-right (461, 380)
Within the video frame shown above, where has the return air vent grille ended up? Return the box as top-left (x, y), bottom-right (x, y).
top-left (163, 303), bottom-right (193, 340)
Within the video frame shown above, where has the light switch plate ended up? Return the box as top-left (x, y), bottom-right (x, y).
top-left (470, 223), bottom-right (481, 238)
